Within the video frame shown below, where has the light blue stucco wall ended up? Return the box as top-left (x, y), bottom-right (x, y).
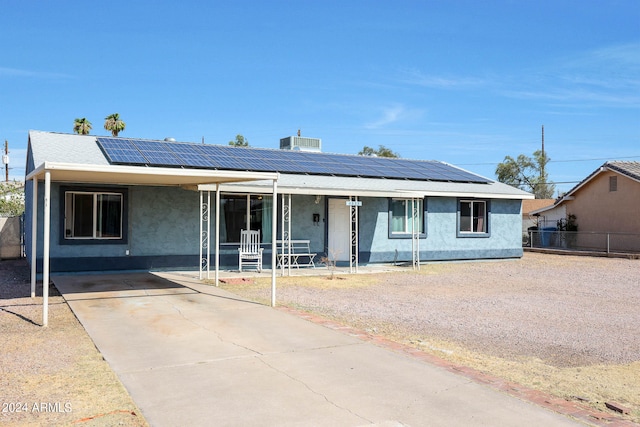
top-left (128, 186), bottom-right (199, 256)
top-left (282, 194), bottom-right (326, 254)
top-left (27, 183), bottom-right (202, 272)
top-left (38, 184), bottom-right (200, 258)
top-left (360, 196), bottom-right (523, 262)
top-left (26, 183), bottom-right (523, 273)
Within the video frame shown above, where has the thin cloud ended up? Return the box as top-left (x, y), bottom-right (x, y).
top-left (503, 87), bottom-right (640, 106)
top-left (398, 68), bottom-right (485, 88)
top-left (0, 66), bottom-right (72, 79)
top-left (580, 42), bottom-right (640, 68)
top-left (501, 42), bottom-right (640, 108)
top-left (364, 104), bottom-right (424, 129)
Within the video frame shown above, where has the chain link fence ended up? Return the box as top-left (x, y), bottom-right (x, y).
top-left (526, 229), bottom-right (640, 254)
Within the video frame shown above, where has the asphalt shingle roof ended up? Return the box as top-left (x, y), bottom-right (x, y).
top-left (27, 130), bottom-right (532, 199)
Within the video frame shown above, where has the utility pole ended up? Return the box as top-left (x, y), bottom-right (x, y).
top-left (541, 125), bottom-right (545, 181)
top-left (3, 140), bottom-right (8, 182)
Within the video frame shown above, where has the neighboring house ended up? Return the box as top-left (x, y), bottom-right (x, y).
top-left (25, 130), bottom-right (533, 277)
top-left (531, 161), bottom-right (640, 252)
top-left (521, 199), bottom-right (555, 233)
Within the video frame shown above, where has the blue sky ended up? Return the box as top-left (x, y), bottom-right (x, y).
top-left (1, 1), bottom-right (639, 195)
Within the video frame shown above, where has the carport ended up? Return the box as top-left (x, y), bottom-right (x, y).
top-left (26, 161), bottom-right (279, 326)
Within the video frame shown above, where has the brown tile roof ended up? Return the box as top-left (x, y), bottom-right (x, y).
top-left (522, 199), bottom-right (555, 215)
top-left (607, 161), bottom-right (640, 182)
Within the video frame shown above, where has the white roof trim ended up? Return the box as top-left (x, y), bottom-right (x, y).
top-left (204, 181), bottom-right (534, 199)
top-left (27, 162), bottom-right (278, 187)
top-left (210, 182), bottom-right (425, 198)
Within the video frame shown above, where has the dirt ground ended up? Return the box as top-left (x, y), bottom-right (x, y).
top-left (220, 252), bottom-right (640, 424)
top-left (0, 259), bottom-right (148, 427)
top-left (2, 253), bottom-right (638, 425)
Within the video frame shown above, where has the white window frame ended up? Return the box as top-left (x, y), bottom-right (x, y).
top-left (389, 198), bottom-right (424, 236)
top-left (64, 191), bottom-right (123, 240)
top-left (458, 199), bottom-right (488, 235)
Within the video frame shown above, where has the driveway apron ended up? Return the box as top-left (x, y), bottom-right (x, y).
top-left (54, 272), bottom-right (582, 427)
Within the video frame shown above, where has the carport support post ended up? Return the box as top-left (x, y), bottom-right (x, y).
top-left (271, 179), bottom-right (277, 307)
top-left (411, 198), bottom-right (422, 270)
top-left (215, 185), bottom-right (220, 286)
top-left (30, 178), bottom-right (38, 298)
top-left (42, 171), bottom-right (51, 327)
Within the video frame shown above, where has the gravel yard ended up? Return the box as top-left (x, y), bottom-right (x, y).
top-left (0, 259), bottom-right (147, 427)
top-left (2, 253), bottom-right (638, 424)
top-left (298, 254), bottom-right (639, 367)
top-left (221, 252), bottom-right (640, 422)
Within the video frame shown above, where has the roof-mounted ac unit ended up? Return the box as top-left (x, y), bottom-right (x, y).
top-left (280, 136), bottom-right (322, 152)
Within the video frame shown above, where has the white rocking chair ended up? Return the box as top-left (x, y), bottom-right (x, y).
top-left (238, 229), bottom-right (263, 272)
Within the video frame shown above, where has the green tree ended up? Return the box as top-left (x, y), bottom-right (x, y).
top-left (358, 145), bottom-right (399, 158)
top-left (0, 181), bottom-right (25, 216)
top-left (104, 113), bottom-right (126, 137)
top-left (495, 150), bottom-right (555, 198)
top-left (228, 134), bottom-right (249, 147)
top-left (73, 118), bottom-right (92, 135)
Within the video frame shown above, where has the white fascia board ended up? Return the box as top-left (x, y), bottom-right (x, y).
top-left (25, 163), bottom-right (45, 181)
top-left (213, 182), bottom-right (534, 200)
top-left (213, 183), bottom-right (421, 198)
top-left (27, 162), bottom-right (279, 185)
top-left (421, 190), bottom-right (534, 200)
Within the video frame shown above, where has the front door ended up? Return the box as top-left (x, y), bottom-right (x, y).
top-left (328, 198), bottom-right (350, 261)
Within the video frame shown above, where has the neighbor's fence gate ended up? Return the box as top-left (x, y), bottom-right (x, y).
top-left (527, 230), bottom-right (640, 254)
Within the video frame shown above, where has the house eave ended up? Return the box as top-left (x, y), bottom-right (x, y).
top-left (207, 182), bottom-right (534, 199)
top-left (26, 162), bottom-right (279, 187)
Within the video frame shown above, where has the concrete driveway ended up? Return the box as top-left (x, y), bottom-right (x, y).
top-left (53, 272), bottom-right (582, 427)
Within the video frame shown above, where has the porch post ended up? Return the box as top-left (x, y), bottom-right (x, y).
top-left (271, 179), bottom-right (278, 307)
top-left (42, 171), bottom-right (51, 327)
top-left (199, 190), bottom-right (211, 281)
top-left (30, 178), bottom-right (38, 298)
top-left (207, 191), bottom-right (211, 280)
top-left (215, 186), bottom-right (220, 286)
top-left (411, 198), bottom-right (422, 270)
top-left (349, 196), bottom-right (359, 274)
top-left (199, 191), bottom-right (203, 280)
top-left (281, 194), bottom-right (291, 276)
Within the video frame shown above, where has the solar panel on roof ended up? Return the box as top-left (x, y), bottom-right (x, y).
top-left (96, 137), bottom-right (490, 183)
top-left (166, 144), bottom-right (215, 167)
top-left (132, 140), bottom-right (183, 166)
top-left (98, 138), bottom-right (148, 164)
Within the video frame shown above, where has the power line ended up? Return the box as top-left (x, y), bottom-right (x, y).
top-left (458, 155), bottom-right (640, 166)
top-left (551, 155), bottom-right (640, 163)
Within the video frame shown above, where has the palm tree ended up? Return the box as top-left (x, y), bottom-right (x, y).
top-left (73, 118), bottom-right (92, 135)
top-left (104, 113), bottom-right (126, 137)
